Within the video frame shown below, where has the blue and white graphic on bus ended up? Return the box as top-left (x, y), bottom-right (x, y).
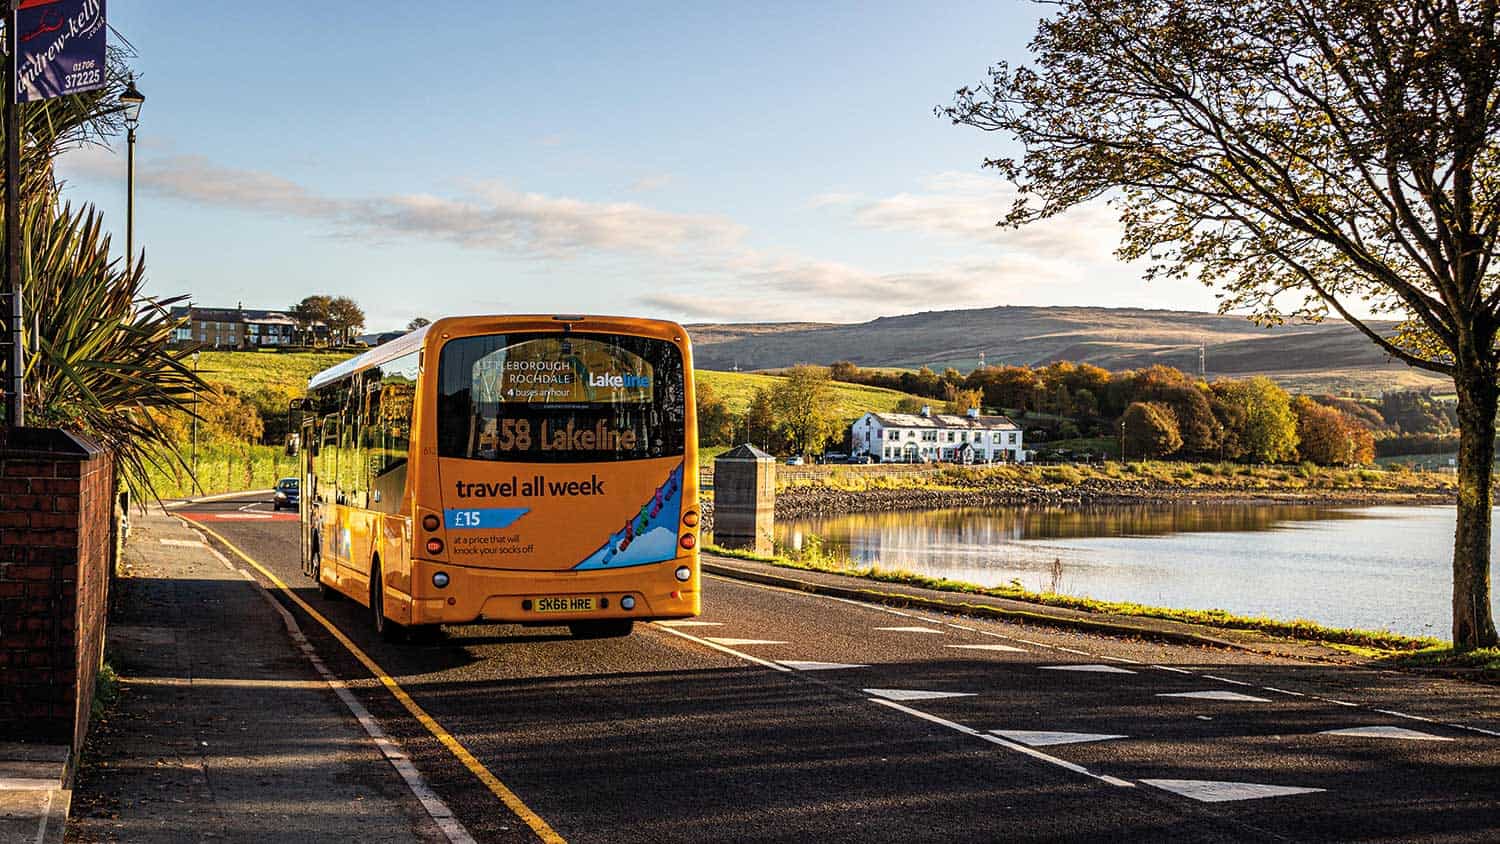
top-left (445, 507), bottom-right (530, 530)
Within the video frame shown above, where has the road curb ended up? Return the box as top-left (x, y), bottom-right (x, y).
top-left (702, 560), bottom-right (1307, 657)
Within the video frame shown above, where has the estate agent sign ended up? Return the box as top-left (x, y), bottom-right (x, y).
top-left (15, 0), bottom-right (106, 103)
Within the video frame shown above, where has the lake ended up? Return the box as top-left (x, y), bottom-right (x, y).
top-left (772, 503), bottom-right (1499, 640)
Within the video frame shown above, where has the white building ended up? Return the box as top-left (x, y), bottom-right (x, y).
top-left (850, 407), bottom-right (1026, 464)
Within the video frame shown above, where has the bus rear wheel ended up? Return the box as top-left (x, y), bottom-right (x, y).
top-left (370, 559), bottom-right (406, 642)
top-left (569, 620), bottom-right (634, 639)
top-left (312, 546), bottom-right (337, 601)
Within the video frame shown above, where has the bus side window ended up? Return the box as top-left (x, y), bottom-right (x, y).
top-left (370, 352), bottom-right (417, 515)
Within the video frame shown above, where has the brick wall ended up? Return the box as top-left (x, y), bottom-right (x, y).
top-left (0, 427), bottom-right (112, 755)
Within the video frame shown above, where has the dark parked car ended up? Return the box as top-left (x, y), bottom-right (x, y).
top-left (273, 477), bottom-right (300, 511)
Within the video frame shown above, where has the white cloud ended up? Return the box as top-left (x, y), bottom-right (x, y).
top-left (114, 155), bottom-right (745, 259)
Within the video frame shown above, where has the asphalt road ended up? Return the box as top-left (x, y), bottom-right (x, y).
top-left (178, 494), bottom-right (1500, 843)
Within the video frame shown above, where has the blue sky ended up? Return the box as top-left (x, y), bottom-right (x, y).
top-left (58, 1), bottom-right (1225, 331)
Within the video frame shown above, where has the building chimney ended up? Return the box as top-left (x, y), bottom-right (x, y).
top-left (920, 405), bottom-right (931, 417)
top-left (967, 407), bottom-right (980, 418)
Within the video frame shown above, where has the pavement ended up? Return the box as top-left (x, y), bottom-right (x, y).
top-left (63, 506), bottom-right (444, 843)
top-left (0, 743), bottom-right (70, 844)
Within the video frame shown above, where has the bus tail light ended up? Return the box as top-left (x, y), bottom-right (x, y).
top-left (422, 514), bottom-right (440, 531)
top-left (675, 566), bottom-right (692, 582)
top-left (432, 572), bottom-right (449, 588)
top-left (679, 533), bottom-right (696, 550)
top-left (682, 511), bottom-right (699, 527)
top-left (426, 538), bottom-right (444, 555)
top-left (621, 596), bottom-right (636, 610)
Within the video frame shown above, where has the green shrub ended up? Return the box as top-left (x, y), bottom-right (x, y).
top-left (1042, 465), bottom-right (1083, 484)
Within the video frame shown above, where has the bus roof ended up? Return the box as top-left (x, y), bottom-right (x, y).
top-left (307, 324), bottom-right (430, 391)
top-left (305, 314), bottom-right (688, 392)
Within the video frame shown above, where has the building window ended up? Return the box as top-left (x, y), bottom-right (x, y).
top-left (1009, 433), bottom-right (1018, 444)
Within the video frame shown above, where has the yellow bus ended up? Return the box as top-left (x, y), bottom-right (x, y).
top-left (298, 315), bottom-right (701, 640)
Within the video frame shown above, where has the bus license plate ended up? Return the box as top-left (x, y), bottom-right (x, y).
top-left (535, 596), bottom-right (595, 613)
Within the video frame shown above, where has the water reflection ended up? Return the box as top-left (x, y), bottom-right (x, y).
top-left (773, 504), bottom-right (1495, 640)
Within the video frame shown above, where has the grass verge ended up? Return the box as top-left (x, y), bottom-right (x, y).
top-left (705, 543), bottom-right (1442, 653)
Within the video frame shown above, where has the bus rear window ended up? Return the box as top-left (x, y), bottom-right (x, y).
top-left (436, 333), bottom-right (686, 462)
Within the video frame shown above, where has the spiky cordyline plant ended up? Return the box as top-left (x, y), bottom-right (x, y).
top-left (20, 202), bottom-right (206, 498)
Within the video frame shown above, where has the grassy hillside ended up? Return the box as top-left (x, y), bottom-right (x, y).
top-left (195, 350), bottom-right (351, 393)
top-left (687, 306), bottom-right (1449, 395)
top-left (696, 370), bottom-right (921, 420)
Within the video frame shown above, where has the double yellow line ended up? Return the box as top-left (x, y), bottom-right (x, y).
top-left (186, 518), bottom-right (564, 844)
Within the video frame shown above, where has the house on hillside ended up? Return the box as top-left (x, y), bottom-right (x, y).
top-left (169, 305), bottom-right (324, 349)
top-left (850, 407), bottom-right (1026, 464)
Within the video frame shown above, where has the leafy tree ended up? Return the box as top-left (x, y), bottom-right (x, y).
top-left (695, 382), bottom-right (734, 447)
top-left (1212, 378), bottom-right (1299, 463)
top-left (943, 383), bottom-right (982, 414)
top-left (976, 365), bottom-right (1043, 412)
top-left (290, 295), bottom-right (332, 346)
top-left (1293, 396), bottom-right (1375, 465)
top-left (942, 0), bottom-right (1500, 645)
top-left (770, 364), bottom-right (838, 456)
top-left (407, 317), bottom-right (431, 331)
top-left (1122, 401), bottom-right (1182, 459)
top-left (327, 297), bottom-right (365, 345)
top-left (828, 360), bottom-right (861, 382)
top-left (899, 366), bottom-right (944, 399)
top-left (893, 396), bottom-right (927, 414)
top-left (743, 387), bottom-right (781, 453)
top-left (1309, 395), bottom-right (1390, 434)
top-left (199, 383), bottom-right (265, 444)
top-left (1117, 366), bottom-right (1220, 456)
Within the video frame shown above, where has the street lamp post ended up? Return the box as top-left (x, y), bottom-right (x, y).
top-left (119, 76), bottom-right (144, 278)
top-left (191, 351), bottom-right (200, 481)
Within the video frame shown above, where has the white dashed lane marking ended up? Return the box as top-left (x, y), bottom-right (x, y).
top-left (655, 620), bottom-right (722, 627)
top-left (1157, 691), bottom-right (1272, 703)
top-left (870, 699), bottom-right (1134, 788)
top-left (874, 626), bottom-right (946, 634)
top-left (1041, 664), bottom-right (1136, 674)
top-left (779, 660), bottom-right (870, 671)
top-left (863, 688), bottom-right (977, 702)
top-left (1142, 779), bottom-right (1326, 803)
top-left (947, 644), bottom-right (1027, 653)
top-left (1321, 726), bottom-right (1454, 742)
top-left (991, 730), bottom-right (1127, 747)
top-left (703, 638), bottom-right (789, 647)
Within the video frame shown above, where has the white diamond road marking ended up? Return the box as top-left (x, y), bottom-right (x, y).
top-left (863, 688), bottom-right (977, 702)
top-left (779, 660), bottom-right (869, 671)
top-left (703, 638), bottom-right (789, 647)
top-left (1321, 726), bottom-right (1454, 742)
top-left (875, 626), bottom-right (945, 634)
top-left (1157, 690), bottom-right (1271, 702)
top-left (947, 644), bottom-right (1027, 653)
top-left (1041, 664), bottom-right (1136, 674)
top-left (990, 730), bottom-right (1127, 747)
top-left (655, 620), bottom-right (723, 627)
top-left (1142, 779), bottom-right (1326, 803)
